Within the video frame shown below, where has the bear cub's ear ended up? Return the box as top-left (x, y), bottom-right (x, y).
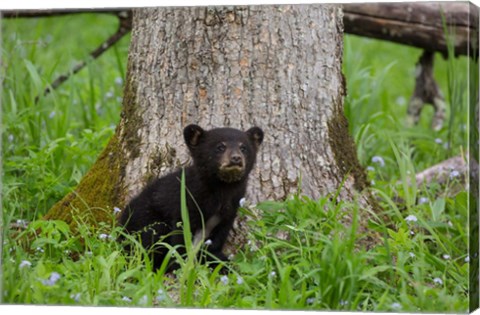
top-left (184, 124), bottom-right (205, 148)
top-left (246, 127), bottom-right (264, 149)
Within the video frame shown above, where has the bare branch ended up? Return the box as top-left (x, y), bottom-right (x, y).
top-left (1, 8), bottom-right (127, 18)
top-left (34, 10), bottom-right (132, 103)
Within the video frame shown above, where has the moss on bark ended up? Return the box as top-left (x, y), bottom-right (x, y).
top-left (327, 97), bottom-right (385, 248)
top-left (327, 98), bottom-right (369, 192)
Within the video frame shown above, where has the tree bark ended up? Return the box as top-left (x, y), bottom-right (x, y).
top-left (46, 5), bottom-right (376, 246)
top-left (343, 2), bottom-right (479, 57)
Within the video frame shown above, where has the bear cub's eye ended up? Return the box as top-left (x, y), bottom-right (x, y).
top-left (216, 143), bottom-right (226, 153)
top-left (239, 144), bottom-right (247, 153)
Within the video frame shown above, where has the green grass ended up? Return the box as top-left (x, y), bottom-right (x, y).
top-left (1, 14), bottom-right (472, 311)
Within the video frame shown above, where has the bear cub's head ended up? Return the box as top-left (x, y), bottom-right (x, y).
top-left (184, 124), bottom-right (263, 183)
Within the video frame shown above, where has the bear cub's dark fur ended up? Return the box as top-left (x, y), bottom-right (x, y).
top-left (119, 124), bottom-right (263, 271)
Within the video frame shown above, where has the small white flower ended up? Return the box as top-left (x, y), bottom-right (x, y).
top-left (239, 198), bottom-right (246, 207)
top-left (16, 219), bottom-right (27, 227)
top-left (371, 180), bottom-right (375, 185)
top-left (340, 300), bottom-right (349, 306)
top-left (41, 272), bottom-right (61, 286)
top-left (306, 298), bottom-right (315, 304)
top-left (450, 170), bottom-right (460, 179)
top-left (155, 294), bottom-right (166, 302)
top-left (228, 253), bottom-right (234, 260)
top-left (99, 233), bottom-right (115, 241)
top-left (113, 207), bottom-right (122, 214)
top-left (236, 276), bottom-right (244, 285)
top-left (122, 296), bottom-right (132, 302)
top-left (371, 156), bottom-right (385, 167)
top-left (443, 254), bottom-right (451, 260)
top-left (50, 272), bottom-right (61, 282)
top-left (114, 77), bottom-right (123, 86)
top-left (433, 277), bottom-right (443, 285)
top-left (99, 233), bottom-right (109, 240)
top-left (409, 252), bottom-right (415, 258)
top-left (396, 96), bottom-right (406, 106)
top-left (220, 275), bottom-right (229, 285)
top-left (8, 134), bottom-right (14, 142)
top-left (19, 260), bottom-right (32, 269)
top-left (139, 295), bottom-right (148, 305)
top-left (435, 138), bottom-right (443, 144)
top-left (391, 302), bottom-right (402, 310)
top-left (418, 197), bottom-right (429, 204)
top-left (410, 230), bottom-right (415, 236)
top-left (36, 247), bottom-right (44, 253)
top-left (70, 293), bottom-right (81, 302)
top-left (249, 242), bottom-right (258, 252)
top-left (465, 256), bottom-right (470, 263)
top-left (204, 239), bottom-right (212, 246)
top-left (49, 111), bottom-right (56, 119)
top-left (405, 214), bottom-right (418, 223)
top-left (105, 91), bottom-right (114, 99)
top-left (366, 166), bottom-right (375, 172)
top-left (269, 271), bottom-right (276, 278)
top-left (447, 221), bottom-right (453, 227)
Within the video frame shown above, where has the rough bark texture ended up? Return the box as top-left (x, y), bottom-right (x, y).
top-left (47, 5), bottom-right (375, 247)
top-left (343, 2), bottom-right (479, 57)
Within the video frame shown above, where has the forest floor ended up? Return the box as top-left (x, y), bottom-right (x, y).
top-left (1, 12), bottom-right (473, 311)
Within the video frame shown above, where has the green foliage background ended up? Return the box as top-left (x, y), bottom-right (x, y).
top-left (1, 12), bottom-right (473, 311)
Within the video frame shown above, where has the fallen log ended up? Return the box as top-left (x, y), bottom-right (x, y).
top-left (343, 2), bottom-right (479, 58)
top-left (415, 154), bottom-right (467, 187)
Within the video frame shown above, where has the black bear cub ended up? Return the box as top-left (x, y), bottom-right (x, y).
top-left (119, 124), bottom-right (263, 271)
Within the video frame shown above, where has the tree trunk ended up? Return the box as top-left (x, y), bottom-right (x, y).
top-left (46, 4), bottom-right (375, 245)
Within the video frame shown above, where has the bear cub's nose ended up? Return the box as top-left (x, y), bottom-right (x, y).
top-left (230, 155), bottom-right (243, 166)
